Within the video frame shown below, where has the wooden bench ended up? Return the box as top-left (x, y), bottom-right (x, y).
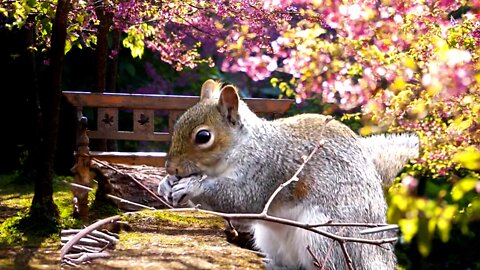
top-left (63, 90), bottom-right (293, 221)
top-left (63, 91), bottom-right (294, 166)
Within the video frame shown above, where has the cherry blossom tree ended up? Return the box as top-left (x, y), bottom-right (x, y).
top-left (2, 0), bottom-right (479, 265)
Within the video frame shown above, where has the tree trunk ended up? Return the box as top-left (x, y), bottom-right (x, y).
top-left (29, 0), bottom-right (71, 232)
top-left (93, 0), bottom-right (113, 151)
top-left (107, 30), bottom-right (121, 94)
top-left (18, 15), bottom-right (42, 183)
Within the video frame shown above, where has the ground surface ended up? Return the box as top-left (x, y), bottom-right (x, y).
top-left (0, 170), bottom-right (265, 270)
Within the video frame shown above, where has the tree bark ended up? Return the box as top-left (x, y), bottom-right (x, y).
top-left (29, 0), bottom-right (72, 230)
top-left (19, 15), bottom-right (42, 183)
top-left (107, 30), bottom-right (121, 94)
top-left (95, 1), bottom-right (112, 93)
top-left (93, 0), bottom-right (113, 151)
top-left (91, 1), bottom-right (117, 207)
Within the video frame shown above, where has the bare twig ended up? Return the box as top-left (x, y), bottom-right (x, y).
top-left (225, 219), bottom-right (239, 238)
top-left (73, 115), bottom-right (397, 269)
top-left (307, 246), bottom-right (322, 269)
top-left (61, 229), bottom-right (119, 244)
top-left (262, 116), bottom-right (333, 214)
top-left (166, 208), bottom-right (398, 246)
top-left (67, 181), bottom-right (156, 210)
top-left (92, 158), bottom-right (172, 209)
top-left (61, 215), bottom-right (121, 258)
top-left (64, 252), bottom-right (111, 265)
top-left (63, 253), bottom-right (84, 259)
top-left (83, 234), bottom-right (111, 246)
top-left (360, 224), bottom-right (399, 235)
top-left (62, 259), bottom-right (79, 267)
top-left (309, 221), bottom-right (395, 228)
top-left (61, 236), bottom-right (107, 248)
top-left (69, 245), bottom-right (103, 253)
top-left (339, 241), bottom-right (355, 270)
top-left (319, 237), bottom-right (337, 269)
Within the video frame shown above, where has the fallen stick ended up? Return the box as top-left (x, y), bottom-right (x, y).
top-left (61, 215), bottom-right (121, 258)
top-left (63, 252), bottom-right (111, 265)
top-left (67, 181), bottom-right (155, 210)
top-left (61, 229), bottom-right (119, 243)
top-left (69, 244), bottom-right (103, 253)
top-left (61, 237), bottom-right (106, 248)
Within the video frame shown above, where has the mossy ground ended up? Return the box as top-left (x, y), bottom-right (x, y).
top-left (0, 174), bottom-right (264, 269)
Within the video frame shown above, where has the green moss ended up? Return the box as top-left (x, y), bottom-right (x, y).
top-left (0, 213), bottom-right (27, 246)
top-left (124, 210), bottom-right (224, 229)
top-left (0, 174), bottom-right (85, 246)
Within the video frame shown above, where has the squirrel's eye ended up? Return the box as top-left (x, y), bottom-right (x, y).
top-left (195, 129), bottom-right (211, 144)
top-left (192, 125), bottom-right (215, 149)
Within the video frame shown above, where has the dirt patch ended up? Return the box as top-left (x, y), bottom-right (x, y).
top-left (0, 166), bottom-right (265, 269)
top-left (91, 212), bottom-right (264, 270)
top-left (64, 211), bottom-right (265, 270)
top-left (1, 212), bottom-right (264, 269)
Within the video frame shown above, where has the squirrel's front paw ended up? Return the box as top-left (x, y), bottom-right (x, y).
top-left (171, 175), bottom-right (203, 207)
top-left (157, 175), bottom-right (179, 206)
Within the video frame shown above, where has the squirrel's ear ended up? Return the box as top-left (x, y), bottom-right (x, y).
top-left (218, 85), bottom-right (240, 125)
top-left (200, 79), bottom-right (220, 100)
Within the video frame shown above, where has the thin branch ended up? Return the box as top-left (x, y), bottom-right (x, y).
top-left (61, 215), bottom-right (121, 258)
top-left (339, 241), bottom-right (355, 270)
top-left (62, 229), bottom-right (119, 244)
top-left (359, 224), bottom-right (399, 234)
top-left (320, 233), bottom-right (339, 270)
top-left (92, 158), bottom-right (173, 209)
top-left (69, 244), bottom-right (103, 253)
top-left (67, 181), bottom-right (156, 210)
top-left (78, 115), bottom-right (396, 268)
top-left (309, 220), bottom-right (395, 228)
top-left (64, 252), bottom-right (111, 265)
top-left (166, 208), bottom-right (398, 246)
top-left (262, 116), bottom-right (333, 214)
top-left (306, 246), bottom-right (322, 269)
top-left (61, 236), bottom-right (107, 248)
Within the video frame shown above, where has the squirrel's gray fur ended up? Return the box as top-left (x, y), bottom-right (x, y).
top-left (158, 80), bottom-right (420, 270)
top-left (362, 133), bottom-right (420, 187)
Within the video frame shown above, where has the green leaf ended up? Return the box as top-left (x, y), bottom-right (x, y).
top-left (64, 39), bottom-right (72, 54)
top-left (417, 218), bottom-right (433, 257)
top-left (451, 177), bottom-right (478, 201)
top-left (122, 28), bottom-right (145, 59)
top-left (437, 205), bottom-right (457, 242)
top-left (124, 63), bottom-right (136, 77)
top-left (454, 147), bottom-right (480, 170)
top-left (0, 7), bottom-right (7, 17)
top-left (399, 217), bottom-right (418, 243)
top-left (26, 0), bottom-right (37, 8)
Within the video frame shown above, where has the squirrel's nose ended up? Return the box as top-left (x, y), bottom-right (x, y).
top-left (165, 159), bottom-right (177, 175)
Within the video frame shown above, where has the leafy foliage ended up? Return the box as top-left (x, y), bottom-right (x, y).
top-left (2, 0), bottom-right (480, 267)
top-left (216, 2), bottom-right (480, 265)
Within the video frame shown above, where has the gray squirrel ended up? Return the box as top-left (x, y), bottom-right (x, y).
top-left (157, 79), bottom-right (420, 270)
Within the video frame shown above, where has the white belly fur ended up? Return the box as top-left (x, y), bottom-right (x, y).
top-left (253, 205), bottom-right (331, 269)
top-left (252, 204), bottom-right (395, 270)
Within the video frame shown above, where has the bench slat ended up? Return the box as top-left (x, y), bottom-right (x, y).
top-left (63, 91), bottom-right (294, 114)
top-left (88, 130), bottom-right (170, 141)
top-left (90, 151), bottom-right (167, 167)
top-left (134, 109), bottom-right (155, 135)
top-left (97, 108), bottom-right (118, 133)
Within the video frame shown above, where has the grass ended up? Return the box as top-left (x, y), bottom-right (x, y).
top-left (0, 174), bottom-right (264, 269)
top-left (0, 174), bottom-right (86, 245)
top-left (0, 173), bottom-right (83, 269)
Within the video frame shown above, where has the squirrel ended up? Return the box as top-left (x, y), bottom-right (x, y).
top-left (158, 79), bottom-right (420, 270)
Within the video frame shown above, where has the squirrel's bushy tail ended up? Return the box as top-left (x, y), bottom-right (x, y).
top-left (362, 133), bottom-right (420, 188)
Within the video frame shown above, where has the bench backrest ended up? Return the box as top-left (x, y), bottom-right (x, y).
top-left (63, 91), bottom-right (294, 147)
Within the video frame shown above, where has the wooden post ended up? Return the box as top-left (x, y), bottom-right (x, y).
top-left (70, 114), bottom-right (93, 223)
